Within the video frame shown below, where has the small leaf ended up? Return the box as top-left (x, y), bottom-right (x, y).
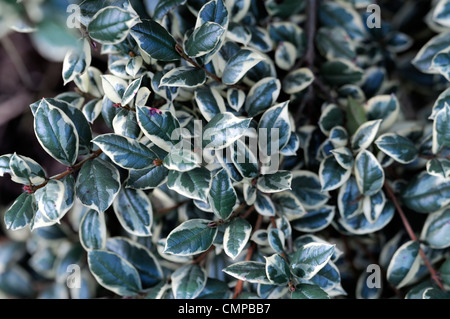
top-left (79, 210), bottom-right (107, 250)
top-left (167, 168), bottom-right (211, 202)
top-left (208, 169), bottom-right (237, 220)
top-left (222, 49), bottom-right (265, 85)
top-left (160, 66), bottom-right (207, 88)
top-left (257, 171), bottom-right (292, 193)
top-left (351, 120), bottom-right (382, 153)
top-left (265, 254), bottom-right (290, 285)
top-left (290, 243), bottom-right (335, 279)
top-left (4, 193), bottom-right (36, 230)
top-left (432, 104), bottom-right (450, 154)
top-left (375, 133), bottom-right (418, 164)
top-left (93, 134), bottom-right (157, 170)
top-left (164, 219), bottom-right (218, 256)
top-left (34, 101), bottom-right (79, 166)
top-left (224, 218), bottom-right (252, 260)
top-left (185, 22), bottom-right (225, 58)
top-left (319, 155), bottom-right (352, 192)
top-left (354, 150), bottom-right (384, 196)
top-left (113, 188), bottom-right (153, 237)
top-left (171, 264), bottom-right (207, 299)
top-left (386, 241), bottom-right (421, 288)
top-left (87, 6), bottom-right (138, 45)
top-left (420, 208), bottom-right (450, 249)
top-left (282, 68), bottom-right (314, 95)
top-left (223, 261), bottom-right (271, 284)
top-left (130, 20), bottom-right (180, 61)
top-left (203, 112), bottom-right (251, 150)
top-left (75, 158), bottom-right (121, 213)
top-left (88, 250), bottom-right (142, 296)
top-left (292, 284), bottom-right (329, 299)
top-left (153, 0), bottom-right (187, 20)
top-left (245, 77), bottom-right (281, 117)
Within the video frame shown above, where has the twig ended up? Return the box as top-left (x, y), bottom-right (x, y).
top-left (1, 36), bottom-right (34, 89)
top-left (384, 181), bottom-right (445, 291)
top-left (155, 200), bottom-right (189, 216)
top-left (192, 245), bottom-right (215, 265)
top-left (30, 149), bottom-right (103, 193)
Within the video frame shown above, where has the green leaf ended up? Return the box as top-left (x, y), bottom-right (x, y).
top-left (258, 101), bottom-right (291, 157)
top-left (257, 171), bottom-right (292, 193)
top-left (223, 261), bottom-right (272, 284)
top-left (101, 75), bottom-right (128, 104)
top-left (265, 254), bottom-right (290, 285)
top-left (354, 150), bottom-right (385, 196)
top-left (272, 191), bottom-right (307, 221)
top-left (62, 39), bottom-right (91, 85)
top-left (106, 237), bottom-right (163, 289)
top-left (130, 20), bottom-right (180, 61)
top-left (351, 120), bottom-right (382, 153)
top-left (402, 172), bottom-right (450, 214)
top-left (223, 217), bottom-right (252, 260)
top-left (432, 48), bottom-right (450, 81)
top-left (330, 147), bottom-right (354, 170)
top-left (255, 192), bottom-right (276, 216)
top-left (203, 112), bottom-right (251, 150)
top-left (427, 158), bottom-right (450, 179)
top-left (113, 188), bottom-right (153, 237)
top-left (230, 139), bottom-right (259, 179)
top-left (291, 171), bottom-right (330, 210)
top-left (291, 205), bottom-right (336, 233)
top-left (245, 77), bottom-right (281, 117)
top-left (197, 278), bottom-right (231, 299)
top-left (196, 0), bottom-right (229, 28)
top-left (440, 258), bottom-right (450, 287)
top-left (93, 134), bottom-right (157, 170)
top-left (319, 1), bottom-right (367, 40)
top-left (34, 100), bottom-right (79, 166)
top-left (8, 153), bottom-right (46, 185)
top-left (433, 0), bottom-right (450, 27)
top-left (412, 32), bottom-right (450, 73)
top-left (121, 77), bottom-right (142, 106)
top-left (127, 165), bottom-right (169, 190)
top-left (375, 133), bottom-right (418, 164)
top-left (160, 66), bottom-right (206, 88)
top-left (275, 41), bottom-right (296, 70)
top-left (163, 146), bottom-right (201, 172)
top-left (195, 87), bottom-right (226, 121)
top-left (433, 104), bottom-right (450, 154)
top-left (290, 243), bottom-right (335, 279)
top-left (319, 104), bottom-right (344, 136)
top-left (292, 284), bottom-right (329, 299)
top-left (4, 193), bottom-right (36, 230)
top-left (308, 261), bottom-right (341, 291)
top-left (87, 250), bottom-right (142, 296)
top-left (87, 6), bottom-right (138, 45)
top-left (34, 179), bottom-right (66, 222)
top-left (185, 22), bottom-right (225, 58)
top-left (75, 158), bottom-right (121, 213)
top-left (386, 241), bottom-right (421, 288)
top-left (364, 94), bottom-right (400, 131)
top-left (167, 167), bottom-right (211, 202)
top-left (208, 169), bottom-right (237, 220)
top-left (171, 264), bottom-right (207, 299)
top-left (420, 208), bottom-right (450, 248)
top-left (346, 96), bottom-right (367, 136)
top-left (79, 210), bottom-right (106, 250)
top-left (153, 0), bottom-right (187, 20)
top-left (164, 219), bottom-right (218, 256)
top-left (136, 107), bottom-right (181, 152)
top-left (222, 48), bottom-right (265, 85)
top-left (362, 191), bottom-right (386, 224)
top-left (268, 228), bottom-right (285, 254)
top-left (319, 155), bottom-right (352, 192)
top-left (316, 27), bottom-right (356, 61)
top-left (282, 68), bottom-right (314, 95)
top-left (321, 59), bottom-right (363, 86)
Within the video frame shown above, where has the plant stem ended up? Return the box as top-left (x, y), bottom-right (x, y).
top-left (31, 149), bottom-right (103, 192)
top-left (193, 245), bottom-right (215, 265)
top-left (155, 200), bottom-right (189, 216)
top-left (384, 181), bottom-right (445, 291)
